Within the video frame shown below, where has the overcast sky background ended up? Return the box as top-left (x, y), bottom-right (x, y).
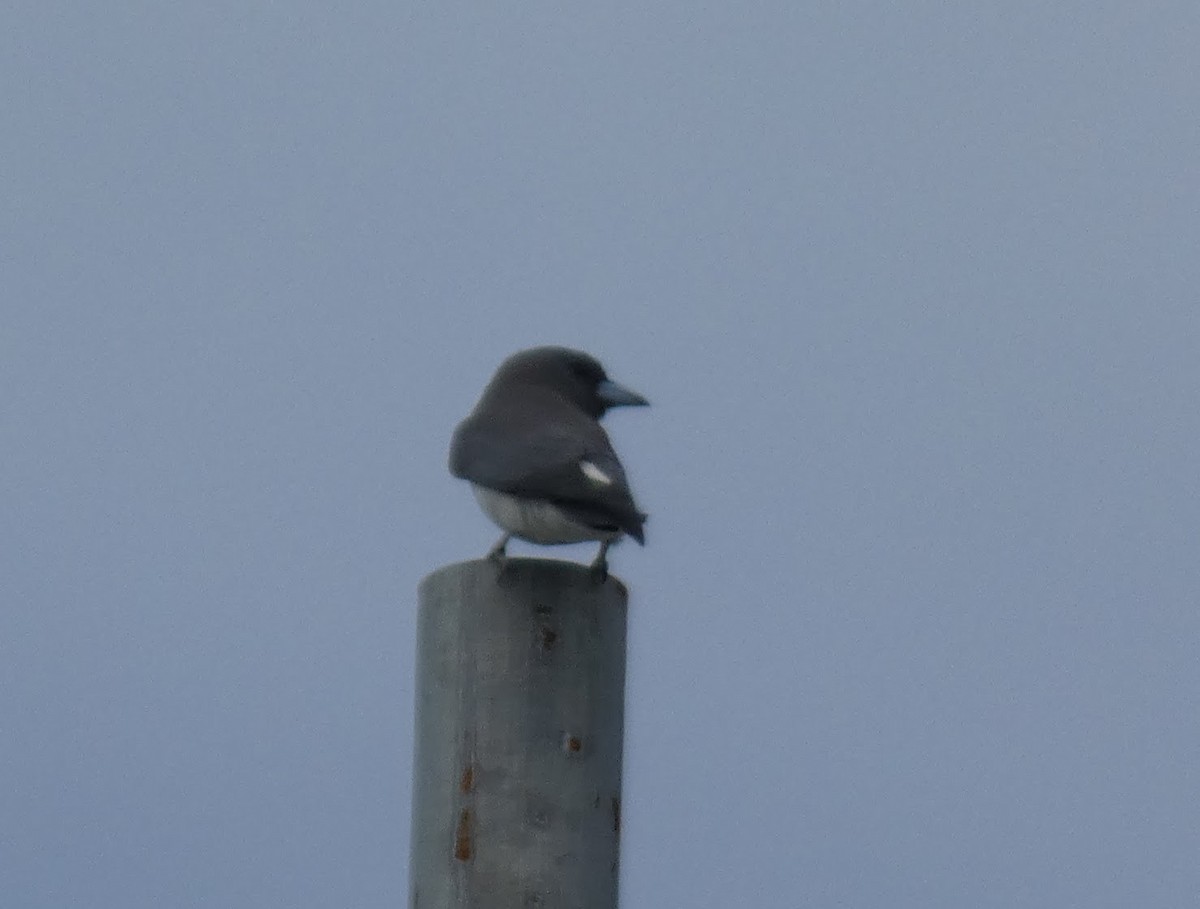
top-left (4, 3), bottom-right (1199, 907)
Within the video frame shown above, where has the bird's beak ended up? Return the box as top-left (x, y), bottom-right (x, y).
top-left (597, 378), bottom-right (649, 408)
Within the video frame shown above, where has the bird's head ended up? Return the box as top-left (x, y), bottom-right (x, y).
top-left (494, 347), bottom-right (649, 419)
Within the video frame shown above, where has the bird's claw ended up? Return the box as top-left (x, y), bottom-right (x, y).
top-left (588, 559), bottom-right (609, 585)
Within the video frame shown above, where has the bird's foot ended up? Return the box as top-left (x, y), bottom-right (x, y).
top-left (486, 534), bottom-right (511, 577)
top-left (588, 542), bottom-right (611, 585)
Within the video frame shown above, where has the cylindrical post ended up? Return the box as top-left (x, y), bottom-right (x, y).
top-left (410, 559), bottom-right (627, 909)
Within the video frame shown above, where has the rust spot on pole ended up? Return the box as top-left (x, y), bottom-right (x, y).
top-left (611, 795), bottom-right (621, 835)
top-left (454, 808), bottom-right (473, 861)
top-left (459, 764), bottom-right (474, 793)
top-left (562, 734), bottom-right (582, 755)
top-left (539, 626), bottom-right (558, 649)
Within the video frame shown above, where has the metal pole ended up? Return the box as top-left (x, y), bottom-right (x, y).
top-left (410, 558), bottom-right (627, 909)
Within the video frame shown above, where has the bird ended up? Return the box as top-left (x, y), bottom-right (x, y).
top-left (449, 346), bottom-right (648, 582)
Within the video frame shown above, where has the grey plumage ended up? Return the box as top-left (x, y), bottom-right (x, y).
top-left (450, 347), bottom-right (648, 579)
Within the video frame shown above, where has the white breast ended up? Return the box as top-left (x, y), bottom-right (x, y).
top-left (471, 485), bottom-right (619, 544)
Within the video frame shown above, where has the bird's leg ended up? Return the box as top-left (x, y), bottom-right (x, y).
top-left (486, 533), bottom-right (512, 573)
top-left (588, 540), bottom-right (611, 584)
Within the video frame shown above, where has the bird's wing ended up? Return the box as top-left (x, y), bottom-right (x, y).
top-left (450, 415), bottom-right (646, 543)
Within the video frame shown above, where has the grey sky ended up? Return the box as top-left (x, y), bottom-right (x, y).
top-left (4, 3), bottom-right (1199, 907)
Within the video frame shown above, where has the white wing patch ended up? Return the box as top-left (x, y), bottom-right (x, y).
top-left (580, 459), bottom-right (614, 486)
